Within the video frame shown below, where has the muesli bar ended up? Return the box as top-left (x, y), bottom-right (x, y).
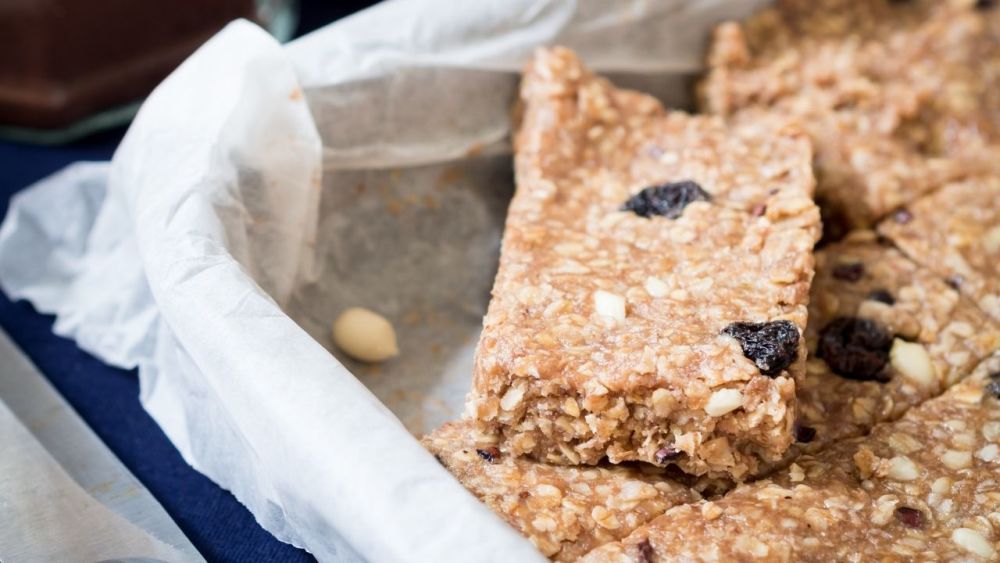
top-left (792, 236), bottom-right (1000, 455)
top-left (702, 0), bottom-right (1000, 235)
top-left (421, 421), bottom-right (701, 561)
top-left (467, 47), bottom-right (821, 479)
top-left (582, 351), bottom-right (1000, 562)
top-left (878, 176), bottom-right (1000, 324)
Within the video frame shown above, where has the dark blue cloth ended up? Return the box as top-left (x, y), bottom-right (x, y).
top-left (0, 2), bottom-right (377, 561)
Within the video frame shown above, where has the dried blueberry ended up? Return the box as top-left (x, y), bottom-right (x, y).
top-left (476, 447), bottom-right (501, 463)
top-left (986, 372), bottom-right (1000, 399)
top-left (622, 180), bottom-right (710, 219)
top-left (636, 539), bottom-right (655, 563)
top-left (817, 317), bottom-right (893, 381)
top-left (794, 423), bottom-right (817, 443)
top-left (866, 289), bottom-right (896, 305)
top-left (722, 320), bottom-right (800, 377)
top-left (894, 506), bottom-right (924, 529)
top-left (654, 446), bottom-right (682, 464)
top-left (832, 262), bottom-right (865, 282)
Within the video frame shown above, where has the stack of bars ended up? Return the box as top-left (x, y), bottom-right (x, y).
top-left (421, 1), bottom-right (1000, 560)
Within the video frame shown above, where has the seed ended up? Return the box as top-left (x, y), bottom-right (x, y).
top-left (705, 388), bottom-right (744, 416)
top-left (332, 307), bottom-right (400, 363)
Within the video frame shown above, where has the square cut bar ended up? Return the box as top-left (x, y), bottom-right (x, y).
top-left (582, 351), bottom-right (1000, 562)
top-left (422, 421), bottom-right (701, 561)
top-left (468, 47), bottom-right (821, 479)
top-left (878, 176), bottom-right (1000, 324)
top-left (790, 236), bottom-right (1000, 457)
top-left (702, 0), bottom-right (1000, 236)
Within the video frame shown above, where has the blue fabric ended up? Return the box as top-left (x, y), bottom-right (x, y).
top-left (0, 2), bottom-right (378, 561)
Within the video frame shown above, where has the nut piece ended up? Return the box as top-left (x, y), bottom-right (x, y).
top-left (889, 339), bottom-right (937, 389)
top-left (886, 456), bottom-right (920, 481)
top-left (644, 276), bottom-right (670, 298)
top-left (952, 528), bottom-right (996, 558)
top-left (593, 290), bottom-right (626, 321)
top-left (705, 388), bottom-right (744, 417)
top-left (332, 307), bottom-right (400, 363)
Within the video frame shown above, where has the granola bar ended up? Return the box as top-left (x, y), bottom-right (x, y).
top-left (467, 47), bottom-right (821, 479)
top-left (878, 176), bottom-right (1000, 324)
top-left (582, 351), bottom-right (1000, 562)
top-left (702, 0), bottom-right (1000, 236)
top-left (422, 421), bottom-right (700, 561)
top-left (793, 236), bottom-right (1000, 455)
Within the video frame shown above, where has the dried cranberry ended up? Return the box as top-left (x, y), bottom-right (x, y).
top-left (817, 317), bottom-right (893, 381)
top-left (892, 208), bottom-right (914, 224)
top-left (636, 539), bottom-right (655, 563)
top-left (894, 506), bottom-right (924, 529)
top-left (654, 446), bottom-right (682, 464)
top-left (476, 447), bottom-right (501, 463)
top-left (750, 203), bottom-right (767, 217)
top-left (794, 423), bottom-right (817, 443)
top-left (722, 320), bottom-right (800, 376)
top-left (622, 180), bottom-right (711, 219)
top-left (866, 289), bottom-right (895, 305)
top-left (832, 262), bottom-right (865, 282)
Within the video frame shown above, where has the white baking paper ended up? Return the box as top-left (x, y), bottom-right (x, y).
top-left (0, 1), bottom-right (769, 561)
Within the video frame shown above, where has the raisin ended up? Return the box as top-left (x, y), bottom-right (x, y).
top-left (476, 447), bottom-right (501, 463)
top-left (977, 0), bottom-right (995, 9)
top-left (986, 372), bottom-right (1000, 399)
top-left (794, 423), bottom-right (817, 443)
top-left (622, 180), bottom-right (710, 219)
top-left (892, 208), bottom-right (914, 224)
top-left (866, 289), bottom-right (895, 305)
top-left (832, 262), bottom-right (865, 282)
top-left (894, 506), bottom-right (924, 529)
top-left (654, 446), bottom-right (682, 464)
top-left (817, 317), bottom-right (893, 381)
top-left (722, 320), bottom-right (800, 377)
top-left (636, 539), bottom-right (655, 563)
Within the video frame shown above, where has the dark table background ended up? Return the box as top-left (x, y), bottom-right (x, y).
top-left (0, 2), bottom-right (378, 561)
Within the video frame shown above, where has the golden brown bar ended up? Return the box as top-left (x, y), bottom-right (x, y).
top-left (878, 176), bottom-right (1000, 324)
top-left (467, 47), bottom-right (821, 479)
top-left (792, 236), bottom-right (1000, 456)
top-left (422, 421), bottom-right (701, 561)
top-left (702, 0), bottom-right (1000, 236)
top-left (583, 351), bottom-right (1000, 562)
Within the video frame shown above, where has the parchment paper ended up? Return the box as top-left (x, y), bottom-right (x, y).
top-left (0, 1), bottom-right (770, 561)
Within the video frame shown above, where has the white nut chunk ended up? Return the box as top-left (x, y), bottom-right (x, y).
top-left (952, 528), bottom-right (996, 559)
top-left (889, 338), bottom-right (936, 389)
top-left (593, 290), bottom-right (626, 321)
top-left (705, 388), bottom-right (744, 417)
top-left (332, 307), bottom-right (400, 363)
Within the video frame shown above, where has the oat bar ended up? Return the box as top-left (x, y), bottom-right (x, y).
top-left (878, 176), bottom-right (1000, 324)
top-left (702, 0), bottom-right (1000, 235)
top-left (468, 47), bottom-right (821, 479)
top-left (792, 236), bottom-right (1000, 455)
top-left (422, 421), bottom-right (700, 561)
top-left (583, 351), bottom-right (1000, 562)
